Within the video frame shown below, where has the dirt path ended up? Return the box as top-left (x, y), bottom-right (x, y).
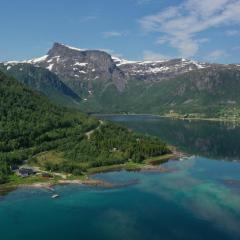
top-left (85, 120), bottom-right (104, 140)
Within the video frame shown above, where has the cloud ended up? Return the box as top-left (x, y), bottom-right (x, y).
top-left (143, 50), bottom-right (170, 61)
top-left (79, 16), bottom-right (97, 23)
top-left (225, 29), bottom-right (239, 36)
top-left (136, 0), bottom-right (153, 5)
top-left (139, 0), bottom-right (240, 57)
top-left (155, 38), bottom-right (167, 45)
top-left (99, 48), bottom-right (124, 58)
top-left (207, 50), bottom-right (226, 60)
top-left (197, 38), bottom-right (210, 43)
top-left (103, 31), bottom-right (129, 38)
top-left (231, 46), bottom-right (240, 51)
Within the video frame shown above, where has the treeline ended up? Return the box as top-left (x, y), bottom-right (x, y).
top-left (56, 123), bottom-right (170, 172)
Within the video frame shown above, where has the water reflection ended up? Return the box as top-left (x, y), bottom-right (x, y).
top-left (99, 115), bottom-right (240, 161)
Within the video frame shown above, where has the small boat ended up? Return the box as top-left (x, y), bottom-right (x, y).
top-left (51, 194), bottom-right (59, 199)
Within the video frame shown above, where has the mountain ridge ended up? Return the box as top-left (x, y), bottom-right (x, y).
top-left (2, 42), bottom-right (240, 117)
top-left (5, 42), bottom-right (239, 73)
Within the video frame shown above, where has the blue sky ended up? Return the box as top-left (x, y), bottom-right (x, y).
top-left (1, 0), bottom-right (240, 63)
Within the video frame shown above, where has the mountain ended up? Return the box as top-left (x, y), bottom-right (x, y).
top-left (109, 66), bottom-right (240, 117)
top-left (0, 62), bottom-right (81, 108)
top-left (113, 56), bottom-right (210, 82)
top-left (0, 71), bottom-right (168, 183)
top-left (3, 42), bottom-right (240, 117)
top-left (32, 43), bottom-right (126, 94)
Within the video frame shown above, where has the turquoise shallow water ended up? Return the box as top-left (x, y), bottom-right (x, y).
top-left (1, 116), bottom-right (240, 240)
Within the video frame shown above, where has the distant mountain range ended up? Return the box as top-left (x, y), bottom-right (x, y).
top-left (1, 42), bottom-right (240, 117)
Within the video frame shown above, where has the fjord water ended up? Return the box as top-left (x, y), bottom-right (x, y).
top-left (1, 116), bottom-right (240, 240)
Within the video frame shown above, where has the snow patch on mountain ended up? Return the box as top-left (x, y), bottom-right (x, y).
top-left (74, 62), bottom-right (88, 67)
top-left (27, 55), bottom-right (48, 64)
top-left (58, 43), bottom-right (86, 52)
top-left (112, 56), bottom-right (138, 66)
top-left (47, 63), bottom-right (54, 71)
top-left (3, 55), bottom-right (49, 66)
top-left (4, 61), bottom-right (21, 66)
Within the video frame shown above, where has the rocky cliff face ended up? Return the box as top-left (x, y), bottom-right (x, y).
top-left (114, 57), bottom-right (210, 83)
top-left (33, 43), bottom-right (126, 92)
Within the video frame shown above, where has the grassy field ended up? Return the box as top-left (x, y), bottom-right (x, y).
top-left (145, 154), bottom-right (176, 165)
top-left (0, 149), bottom-right (182, 197)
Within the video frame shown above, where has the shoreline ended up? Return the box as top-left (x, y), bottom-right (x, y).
top-left (161, 115), bottom-right (240, 123)
top-left (93, 113), bottom-right (240, 123)
top-left (0, 152), bottom-right (183, 195)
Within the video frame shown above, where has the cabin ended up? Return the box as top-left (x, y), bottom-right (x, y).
top-left (42, 172), bottom-right (53, 178)
top-left (18, 168), bottom-right (36, 178)
top-left (10, 165), bottom-right (19, 172)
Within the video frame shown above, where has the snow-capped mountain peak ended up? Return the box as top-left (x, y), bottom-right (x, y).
top-left (4, 42), bottom-right (236, 91)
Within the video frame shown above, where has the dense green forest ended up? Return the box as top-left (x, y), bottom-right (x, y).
top-left (0, 71), bottom-right (169, 184)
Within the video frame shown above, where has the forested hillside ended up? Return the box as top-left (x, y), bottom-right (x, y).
top-left (77, 67), bottom-right (240, 118)
top-left (0, 63), bottom-right (81, 108)
top-left (0, 71), bottom-right (169, 183)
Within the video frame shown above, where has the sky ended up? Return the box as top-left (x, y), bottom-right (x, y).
top-left (0, 0), bottom-right (240, 63)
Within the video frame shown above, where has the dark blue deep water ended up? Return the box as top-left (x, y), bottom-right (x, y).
top-left (1, 116), bottom-right (240, 240)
